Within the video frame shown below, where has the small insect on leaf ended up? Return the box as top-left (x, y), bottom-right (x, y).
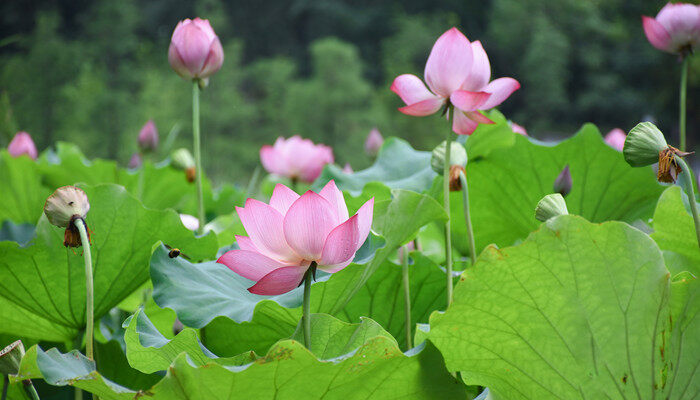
top-left (164, 244), bottom-right (190, 260)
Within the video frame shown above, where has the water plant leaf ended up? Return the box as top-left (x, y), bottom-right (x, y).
top-left (651, 186), bottom-right (700, 277)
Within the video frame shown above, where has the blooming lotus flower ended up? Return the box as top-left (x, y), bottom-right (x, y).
top-left (364, 128), bottom-right (384, 157)
top-left (180, 213), bottom-right (200, 231)
top-left (168, 18), bottom-right (224, 81)
top-left (260, 136), bottom-right (334, 183)
top-left (218, 181), bottom-right (373, 295)
top-left (605, 128), bottom-right (626, 151)
top-left (138, 120), bottom-right (159, 152)
top-left (391, 28), bottom-right (520, 135)
top-left (509, 121), bottom-right (528, 136)
top-left (7, 131), bottom-right (37, 160)
top-left (643, 3), bottom-right (700, 55)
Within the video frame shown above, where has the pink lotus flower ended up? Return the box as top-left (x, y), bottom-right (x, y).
top-left (342, 163), bottom-right (353, 174)
top-left (391, 28), bottom-right (520, 135)
top-left (605, 128), bottom-right (626, 151)
top-left (168, 18), bottom-right (224, 81)
top-left (7, 131), bottom-right (37, 160)
top-left (364, 128), bottom-right (384, 157)
top-left (138, 120), bottom-right (159, 152)
top-left (643, 3), bottom-right (700, 55)
top-left (509, 121), bottom-right (528, 136)
top-left (128, 153), bottom-right (142, 169)
top-left (218, 181), bottom-right (373, 295)
top-left (180, 213), bottom-right (200, 231)
top-left (260, 136), bottom-right (334, 183)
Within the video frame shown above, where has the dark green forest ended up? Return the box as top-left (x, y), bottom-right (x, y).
top-left (0, 0), bottom-right (697, 183)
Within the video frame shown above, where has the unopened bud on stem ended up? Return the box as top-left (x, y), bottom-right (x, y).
top-left (431, 141), bottom-right (468, 174)
top-left (553, 165), bottom-right (572, 197)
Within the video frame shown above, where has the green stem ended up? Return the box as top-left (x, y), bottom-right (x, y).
top-left (401, 247), bottom-right (413, 350)
top-left (74, 219), bottom-right (93, 361)
top-left (192, 81), bottom-right (205, 235)
top-left (302, 264), bottom-right (314, 349)
top-left (458, 170), bottom-right (477, 266)
top-left (679, 57), bottom-right (688, 152)
top-left (2, 375), bottom-right (8, 400)
top-left (74, 388), bottom-right (82, 400)
top-left (443, 130), bottom-right (453, 307)
top-left (675, 156), bottom-right (700, 248)
top-left (22, 381), bottom-right (40, 400)
top-left (245, 166), bottom-right (261, 198)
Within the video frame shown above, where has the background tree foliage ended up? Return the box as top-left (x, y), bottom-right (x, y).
top-left (0, 0), bottom-right (697, 183)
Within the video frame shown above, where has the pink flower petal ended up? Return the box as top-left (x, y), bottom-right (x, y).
top-left (217, 250), bottom-right (287, 281)
top-left (260, 145), bottom-right (281, 175)
top-left (424, 27), bottom-right (473, 97)
top-left (283, 191), bottom-right (338, 260)
top-left (319, 214), bottom-right (360, 267)
top-left (390, 74), bottom-right (441, 105)
top-left (642, 16), bottom-right (673, 52)
top-left (248, 266), bottom-right (309, 296)
top-left (317, 259), bottom-right (353, 274)
top-left (480, 77), bottom-right (521, 110)
top-left (198, 37), bottom-right (224, 79)
top-left (173, 21), bottom-right (212, 76)
top-left (449, 90), bottom-right (491, 112)
top-left (355, 197), bottom-right (374, 245)
top-left (269, 184), bottom-right (300, 215)
top-left (237, 199), bottom-right (298, 262)
top-left (319, 180), bottom-right (349, 223)
top-left (452, 109), bottom-right (479, 135)
top-left (466, 111), bottom-right (495, 124)
top-left (235, 235), bottom-right (259, 252)
top-left (398, 98), bottom-right (445, 117)
top-left (461, 40), bottom-right (491, 91)
top-left (604, 128), bottom-right (626, 151)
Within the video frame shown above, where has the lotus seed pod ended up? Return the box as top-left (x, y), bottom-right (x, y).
top-left (623, 122), bottom-right (668, 167)
top-left (431, 141), bottom-right (468, 174)
top-left (535, 193), bottom-right (569, 222)
top-left (44, 186), bottom-right (90, 228)
top-left (171, 148), bottom-right (195, 170)
top-left (0, 340), bottom-right (25, 375)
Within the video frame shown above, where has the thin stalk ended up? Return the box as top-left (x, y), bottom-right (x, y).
top-left (679, 57), bottom-right (688, 152)
top-left (302, 263), bottom-right (315, 349)
top-left (22, 381), bottom-right (40, 400)
top-left (675, 156), bottom-right (700, 247)
top-left (443, 130), bottom-right (453, 307)
top-left (458, 170), bottom-right (477, 266)
top-left (245, 166), bottom-right (261, 198)
top-left (2, 375), bottom-right (8, 400)
top-left (192, 81), bottom-right (205, 235)
top-left (401, 248), bottom-right (413, 350)
top-left (74, 388), bottom-right (82, 400)
top-left (74, 219), bottom-right (93, 360)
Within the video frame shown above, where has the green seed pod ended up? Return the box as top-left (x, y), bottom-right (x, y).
top-left (623, 122), bottom-right (668, 167)
top-left (535, 193), bottom-right (569, 222)
top-left (171, 148), bottom-right (195, 170)
top-left (431, 141), bottom-right (468, 175)
top-left (0, 340), bottom-right (25, 375)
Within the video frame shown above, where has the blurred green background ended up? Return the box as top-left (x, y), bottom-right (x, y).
top-left (0, 0), bottom-right (697, 183)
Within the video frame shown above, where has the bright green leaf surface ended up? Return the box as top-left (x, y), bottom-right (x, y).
top-left (0, 184), bottom-right (217, 342)
top-left (430, 215), bottom-right (697, 399)
top-left (0, 151), bottom-right (50, 224)
top-left (651, 186), bottom-right (700, 277)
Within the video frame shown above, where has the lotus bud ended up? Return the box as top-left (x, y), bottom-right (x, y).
top-left (0, 340), bottom-right (25, 375)
top-left (432, 141), bottom-right (468, 191)
top-left (179, 213), bottom-right (200, 231)
top-left (7, 131), bottom-right (38, 160)
top-left (172, 319), bottom-right (184, 336)
top-left (509, 121), bottom-right (528, 136)
top-left (553, 165), bottom-right (573, 197)
top-left (128, 153), bottom-right (142, 169)
top-left (44, 186), bottom-right (91, 247)
top-left (535, 193), bottom-right (569, 222)
top-left (342, 163), bottom-right (353, 174)
top-left (171, 148), bottom-right (196, 183)
top-left (138, 120), bottom-right (159, 153)
top-left (168, 18), bottom-right (224, 82)
top-left (623, 122), bottom-right (692, 183)
top-left (364, 128), bottom-right (384, 157)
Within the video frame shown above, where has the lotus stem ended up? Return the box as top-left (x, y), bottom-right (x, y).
top-left (2, 376), bottom-right (8, 400)
top-left (192, 81), bottom-right (205, 235)
top-left (675, 156), bottom-right (700, 248)
top-left (22, 380), bottom-right (40, 400)
top-left (302, 264), bottom-right (314, 349)
top-left (458, 170), bottom-right (477, 266)
top-left (74, 219), bottom-right (93, 361)
top-left (679, 57), bottom-right (688, 152)
top-left (443, 129), bottom-right (454, 306)
top-left (402, 248), bottom-right (413, 350)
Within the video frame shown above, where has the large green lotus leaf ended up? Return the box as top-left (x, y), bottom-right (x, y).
top-left (461, 109), bottom-right (517, 160)
top-left (0, 151), bottom-right (50, 224)
top-left (314, 137), bottom-right (437, 195)
top-left (0, 184), bottom-right (217, 342)
top-left (429, 215), bottom-right (698, 399)
top-left (651, 186), bottom-right (700, 277)
top-left (18, 315), bottom-right (465, 399)
top-left (664, 272), bottom-right (699, 399)
top-left (0, 220), bottom-right (35, 246)
top-left (445, 124), bottom-right (665, 256)
top-left (94, 339), bottom-right (162, 390)
top-left (124, 309), bottom-right (255, 374)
